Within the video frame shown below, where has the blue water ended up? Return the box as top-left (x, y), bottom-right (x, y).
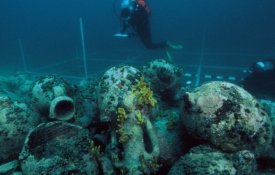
top-left (0, 0), bottom-right (275, 77)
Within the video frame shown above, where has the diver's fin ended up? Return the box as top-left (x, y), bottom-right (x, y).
top-left (165, 41), bottom-right (183, 62)
top-left (167, 41), bottom-right (183, 50)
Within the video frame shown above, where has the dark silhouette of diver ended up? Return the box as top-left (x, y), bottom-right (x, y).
top-left (241, 59), bottom-right (275, 99)
top-left (114, 0), bottom-right (182, 50)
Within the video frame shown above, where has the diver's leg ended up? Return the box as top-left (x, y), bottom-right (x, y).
top-left (137, 20), bottom-right (167, 49)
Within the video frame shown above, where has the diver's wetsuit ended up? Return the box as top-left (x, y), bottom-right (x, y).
top-left (121, 0), bottom-right (167, 49)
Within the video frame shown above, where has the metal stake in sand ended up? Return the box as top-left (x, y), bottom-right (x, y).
top-left (18, 39), bottom-right (27, 72)
top-left (79, 17), bottom-right (88, 79)
top-left (195, 27), bottom-right (206, 87)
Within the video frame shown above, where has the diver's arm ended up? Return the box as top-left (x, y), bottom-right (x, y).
top-left (121, 20), bottom-right (137, 37)
top-left (114, 11), bottom-right (132, 38)
top-left (114, 2), bottom-right (135, 38)
top-left (121, 19), bottom-right (129, 34)
top-left (113, 19), bottom-right (130, 37)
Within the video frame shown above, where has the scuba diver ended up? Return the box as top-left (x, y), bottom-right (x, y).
top-left (241, 59), bottom-right (275, 99)
top-left (114, 0), bottom-right (182, 50)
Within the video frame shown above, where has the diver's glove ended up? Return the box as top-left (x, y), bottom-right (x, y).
top-left (113, 33), bottom-right (129, 37)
